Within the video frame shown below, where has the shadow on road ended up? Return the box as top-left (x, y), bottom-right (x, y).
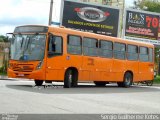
top-left (6, 83), bottom-right (160, 94)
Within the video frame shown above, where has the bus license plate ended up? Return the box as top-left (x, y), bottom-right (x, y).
top-left (18, 74), bottom-right (24, 77)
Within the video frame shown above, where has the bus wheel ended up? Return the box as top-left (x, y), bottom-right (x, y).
top-left (123, 72), bottom-right (133, 88)
top-left (94, 81), bottom-right (106, 86)
top-left (146, 80), bottom-right (153, 86)
top-left (64, 69), bottom-right (73, 88)
top-left (117, 82), bottom-right (123, 87)
top-left (34, 80), bottom-right (43, 86)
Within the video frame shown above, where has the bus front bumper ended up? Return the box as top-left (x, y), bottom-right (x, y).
top-left (7, 68), bottom-right (45, 80)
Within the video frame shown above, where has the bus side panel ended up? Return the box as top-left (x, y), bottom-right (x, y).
top-left (90, 57), bottom-right (99, 81)
top-left (139, 62), bottom-right (154, 81)
top-left (126, 61), bottom-right (139, 82)
top-left (112, 59), bottom-right (126, 81)
top-left (64, 54), bottom-right (83, 79)
top-left (80, 56), bottom-right (93, 81)
top-left (46, 55), bottom-right (66, 80)
top-left (46, 55), bottom-right (83, 81)
top-left (99, 58), bottom-right (113, 81)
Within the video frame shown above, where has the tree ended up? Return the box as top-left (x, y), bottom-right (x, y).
top-left (0, 35), bottom-right (8, 42)
top-left (134, 0), bottom-right (160, 13)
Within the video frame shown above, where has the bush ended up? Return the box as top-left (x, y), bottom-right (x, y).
top-left (154, 76), bottom-right (160, 84)
top-left (0, 66), bottom-right (4, 73)
top-left (0, 66), bottom-right (7, 75)
top-left (0, 60), bottom-right (8, 74)
top-left (0, 35), bottom-right (8, 42)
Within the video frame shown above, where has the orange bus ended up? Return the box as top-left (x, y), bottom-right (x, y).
top-left (8, 25), bottom-right (154, 88)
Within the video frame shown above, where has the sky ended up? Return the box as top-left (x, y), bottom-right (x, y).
top-left (0, 0), bottom-right (134, 35)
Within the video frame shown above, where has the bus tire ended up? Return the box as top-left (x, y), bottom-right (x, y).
top-left (146, 80), bottom-right (153, 86)
top-left (94, 81), bottom-right (106, 86)
top-left (64, 69), bottom-right (78, 88)
top-left (123, 72), bottom-right (133, 88)
top-left (117, 82), bottom-right (123, 87)
top-left (34, 80), bottom-right (43, 86)
top-left (72, 71), bottom-right (78, 87)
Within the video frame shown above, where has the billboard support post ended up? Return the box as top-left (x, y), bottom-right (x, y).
top-left (158, 51), bottom-right (160, 75)
top-left (48, 0), bottom-right (53, 25)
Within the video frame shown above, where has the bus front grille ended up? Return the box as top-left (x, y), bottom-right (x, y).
top-left (12, 65), bottom-right (34, 72)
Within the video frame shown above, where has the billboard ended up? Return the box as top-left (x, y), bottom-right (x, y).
top-left (61, 0), bottom-right (120, 37)
top-left (159, 17), bottom-right (160, 40)
top-left (123, 9), bottom-right (160, 45)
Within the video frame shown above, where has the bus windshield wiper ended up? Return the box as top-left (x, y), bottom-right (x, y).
top-left (26, 37), bottom-right (31, 49)
top-left (25, 33), bottom-right (39, 51)
top-left (20, 37), bottom-right (24, 48)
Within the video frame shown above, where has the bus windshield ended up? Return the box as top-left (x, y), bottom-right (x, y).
top-left (10, 34), bottom-right (46, 61)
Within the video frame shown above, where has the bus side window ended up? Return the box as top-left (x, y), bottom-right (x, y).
top-left (127, 45), bottom-right (138, 61)
top-left (67, 35), bottom-right (82, 55)
top-left (99, 40), bottom-right (113, 58)
top-left (48, 35), bottom-right (63, 57)
top-left (149, 48), bottom-right (153, 62)
top-left (139, 46), bottom-right (149, 62)
top-left (114, 42), bottom-right (126, 60)
top-left (83, 37), bottom-right (98, 56)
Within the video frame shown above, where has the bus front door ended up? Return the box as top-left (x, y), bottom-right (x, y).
top-left (46, 34), bottom-right (65, 81)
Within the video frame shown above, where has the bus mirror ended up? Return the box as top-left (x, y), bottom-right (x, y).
top-left (6, 33), bottom-right (14, 43)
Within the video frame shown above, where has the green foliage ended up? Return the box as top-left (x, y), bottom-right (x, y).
top-left (0, 38), bottom-right (4, 42)
top-left (0, 66), bottom-right (6, 73)
top-left (0, 72), bottom-right (7, 75)
top-left (155, 48), bottom-right (159, 70)
top-left (134, 0), bottom-right (160, 13)
top-left (0, 60), bottom-right (8, 74)
top-left (0, 35), bottom-right (8, 42)
top-left (154, 76), bottom-right (160, 84)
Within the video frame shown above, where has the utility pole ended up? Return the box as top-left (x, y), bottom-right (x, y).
top-left (48, 0), bottom-right (53, 25)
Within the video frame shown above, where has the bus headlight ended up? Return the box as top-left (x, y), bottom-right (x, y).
top-left (36, 61), bottom-right (43, 70)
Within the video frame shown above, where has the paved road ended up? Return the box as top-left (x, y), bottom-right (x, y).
top-left (0, 79), bottom-right (160, 115)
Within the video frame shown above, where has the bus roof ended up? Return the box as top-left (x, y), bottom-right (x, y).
top-left (15, 25), bottom-right (154, 48)
top-left (48, 26), bottom-right (154, 48)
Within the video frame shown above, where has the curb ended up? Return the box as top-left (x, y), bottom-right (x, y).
top-left (153, 84), bottom-right (160, 87)
top-left (0, 75), bottom-right (8, 80)
top-left (0, 75), bottom-right (16, 80)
